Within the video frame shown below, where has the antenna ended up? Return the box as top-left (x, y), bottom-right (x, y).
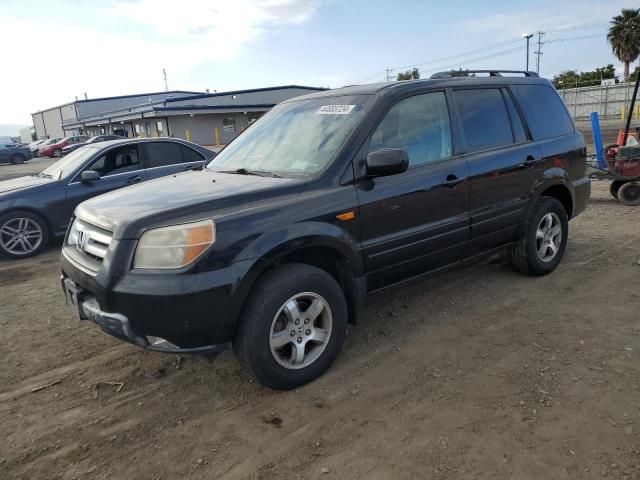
top-left (163, 68), bottom-right (169, 91)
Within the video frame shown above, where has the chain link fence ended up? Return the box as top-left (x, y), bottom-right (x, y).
top-left (559, 81), bottom-right (640, 121)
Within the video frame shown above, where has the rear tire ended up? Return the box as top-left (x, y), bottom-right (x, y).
top-left (233, 263), bottom-right (348, 390)
top-left (509, 197), bottom-right (568, 276)
top-left (10, 154), bottom-right (25, 165)
top-left (610, 180), bottom-right (625, 200)
top-left (53, 149), bottom-right (62, 158)
top-left (618, 181), bottom-right (640, 206)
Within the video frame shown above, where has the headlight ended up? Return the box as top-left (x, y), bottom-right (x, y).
top-left (133, 219), bottom-right (215, 269)
top-left (67, 219), bottom-right (79, 246)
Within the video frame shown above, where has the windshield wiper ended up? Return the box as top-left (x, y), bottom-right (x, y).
top-left (36, 172), bottom-right (53, 179)
top-left (218, 168), bottom-right (281, 178)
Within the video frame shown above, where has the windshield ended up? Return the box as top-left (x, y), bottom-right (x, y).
top-left (39, 146), bottom-right (97, 179)
top-left (207, 95), bottom-right (373, 176)
top-left (42, 138), bottom-right (61, 145)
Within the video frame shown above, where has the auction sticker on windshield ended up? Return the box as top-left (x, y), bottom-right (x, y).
top-left (317, 105), bottom-right (356, 115)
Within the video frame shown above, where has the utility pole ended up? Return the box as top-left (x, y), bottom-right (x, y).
top-left (163, 68), bottom-right (169, 91)
top-left (522, 33), bottom-right (534, 71)
top-left (386, 69), bottom-right (393, 82)
top-left (534, 31), bottom-right (544, 74)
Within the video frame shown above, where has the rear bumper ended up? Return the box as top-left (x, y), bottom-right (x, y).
top-left (572, 177), bottom-right (591, 218)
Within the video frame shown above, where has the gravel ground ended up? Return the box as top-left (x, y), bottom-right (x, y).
top-left (0, 178), bottom-right (639, 480)
top-left (0, 157), bottom-right (57, 180)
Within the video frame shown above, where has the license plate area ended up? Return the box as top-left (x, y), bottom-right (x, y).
top-left (61, 277), bottom-right (87, 321)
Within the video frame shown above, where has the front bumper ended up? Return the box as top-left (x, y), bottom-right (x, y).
top-left (61, 275), bottom-right (231, 354)
top-left (60, 247), bottom-right (256, 352)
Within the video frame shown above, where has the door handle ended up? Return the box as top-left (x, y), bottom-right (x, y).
top-left (126, 175), bottom-right (142, 185)
top-left (522, 155), bottom-right (537, 168)
top-left (443, 174), bottom-right (464, 188)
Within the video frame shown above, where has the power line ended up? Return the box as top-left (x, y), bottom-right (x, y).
top-left (545, 34), bottom-right (605, 44)
top-left (390, 38), bottom-right (522, 72)
top-left (420, 45), bottom-right (525, 75)
top-left (356, 24), bottom-right (610, 84)
top-left (545, 23), bottom-right (608, 33)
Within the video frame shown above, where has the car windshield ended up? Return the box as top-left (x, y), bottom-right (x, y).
top-left (42, 138), bottom-right (60, 145)
top-left (39, 147), bottom-right (97, 179)
top-left (207, 95), bottom-right (373, 176)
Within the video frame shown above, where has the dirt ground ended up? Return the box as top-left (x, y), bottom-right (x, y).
top-left (1, 179), bottom-right (639, 480)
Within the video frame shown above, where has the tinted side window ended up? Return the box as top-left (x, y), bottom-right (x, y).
top-left (181, 145), bottom-right (204, 163)
top-left (87, 146), bottom-right (139, 177)
top-left (503, 90), bottom-right (528, 144)
top-left (511, 84), bottom-right (574, 140)
top-left (141, 142), bottom-right (182, 168)
top-left (370, 91), bottom-right (452, 166)
top-left (454, 89), bottom-right (513, 152)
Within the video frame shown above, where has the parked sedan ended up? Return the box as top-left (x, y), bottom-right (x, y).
top-left (0, 143), bottom-right (32, 165)
top-left (39, 135), bottom-right (90, 158)
top-left (62, 135), bottom-right (126, 155)
top-left (0, 138), bottom-right (214, 259)
top-left (33, 137), bottom-right (62, 157)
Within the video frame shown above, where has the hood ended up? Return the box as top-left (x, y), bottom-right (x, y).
top-left (0, 175), bottom-right (58, 195)
top-left (75, 169), bottom-right (304, 238)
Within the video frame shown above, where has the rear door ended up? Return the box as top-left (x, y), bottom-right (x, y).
top-left (356, 90), bottom-right (470, 290)
top-left (140, 141), bottom-right (206, 180)
top-left (452, 87), bottom-right (544, 256)
top-left (64, 144), bottom-right (146, 222)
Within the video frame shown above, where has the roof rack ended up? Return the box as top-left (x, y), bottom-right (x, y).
top-left (430, 70), bottom-right (539, 79)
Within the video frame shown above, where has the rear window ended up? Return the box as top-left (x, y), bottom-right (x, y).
top-left (510, 84), bottom-right (574, 140)
top-left (453, 89), bottom-right (514, 152)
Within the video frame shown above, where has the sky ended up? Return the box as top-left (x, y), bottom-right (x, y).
top-left (0, 0), bottom-right (638, 134)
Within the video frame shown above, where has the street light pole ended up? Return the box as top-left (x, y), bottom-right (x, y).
top-left (522, 33), bottom-right (534, 71)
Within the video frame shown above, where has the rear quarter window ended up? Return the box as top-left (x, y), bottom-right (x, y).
top-left (511, 84), bottom-right (574, 140)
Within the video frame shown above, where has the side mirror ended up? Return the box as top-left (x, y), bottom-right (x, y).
top-left (366, 148), bottom-right (409, 177)
top-left (81, 170), bottom-right (100, 182)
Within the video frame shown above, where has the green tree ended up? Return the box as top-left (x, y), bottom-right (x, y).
top-left (397, 67), bottom-right (420, 81)
top-left (607, 8), bottom-right (640, 82)
top-left (552, 65), bottom-right (617, 88)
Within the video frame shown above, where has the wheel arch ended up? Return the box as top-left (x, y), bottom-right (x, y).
top-left (230, 236), bottom-right (365, 328)
top-left (0, 207), bottom-right (53, 239)
top-left (534, 177), bottom-right (574, 219)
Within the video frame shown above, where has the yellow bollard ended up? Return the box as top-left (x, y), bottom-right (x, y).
top-left (621, 106), bottom-right (625, 121)
top-left (214, 127), bottom-right (219, 145)
top-left (186, 129), bottom-right (191, 141)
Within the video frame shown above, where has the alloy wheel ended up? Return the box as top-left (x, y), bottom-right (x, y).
top-left (0, 217), bottom-right (43, 255)
top-left (535, 212), bottom-right (562, 263)
top-left (269, 292), bottom-right (333, 370)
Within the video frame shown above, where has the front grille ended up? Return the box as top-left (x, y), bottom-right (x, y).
top-left (67, 218), bottom-right (113, 266)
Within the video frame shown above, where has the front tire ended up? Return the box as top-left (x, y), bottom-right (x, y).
top-left (618, 181), bottom-right (640, 206)
top-left (233, 263), bottom-right (348, 390)
top-left (0, 210), bottom-right (49, 259)
top-left (10, 154), bottom-right (25, 165)
top-left (53, 148), bottom-right (62, 158)
top-left (509, 197), bottom-right (569, 276)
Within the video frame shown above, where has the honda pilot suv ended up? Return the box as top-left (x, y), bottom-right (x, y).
top-left (61, 70), bottom-right (590, 390)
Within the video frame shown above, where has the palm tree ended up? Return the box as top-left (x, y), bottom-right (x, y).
top-left (608, 8), bottom-right (640, 82)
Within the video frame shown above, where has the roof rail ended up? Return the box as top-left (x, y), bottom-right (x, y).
top-left (430, 70), bottom-right (539, 79)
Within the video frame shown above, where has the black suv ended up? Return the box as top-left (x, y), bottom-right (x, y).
top-left (61, 71), bottom-right (590, 390)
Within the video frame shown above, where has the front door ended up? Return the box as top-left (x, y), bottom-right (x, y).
top-left (451, 87), bottom-right (544, 256)
top-left (355, 91), bottom-right (470, 290)
top-left (65, 144), bottom-right (146, 225)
